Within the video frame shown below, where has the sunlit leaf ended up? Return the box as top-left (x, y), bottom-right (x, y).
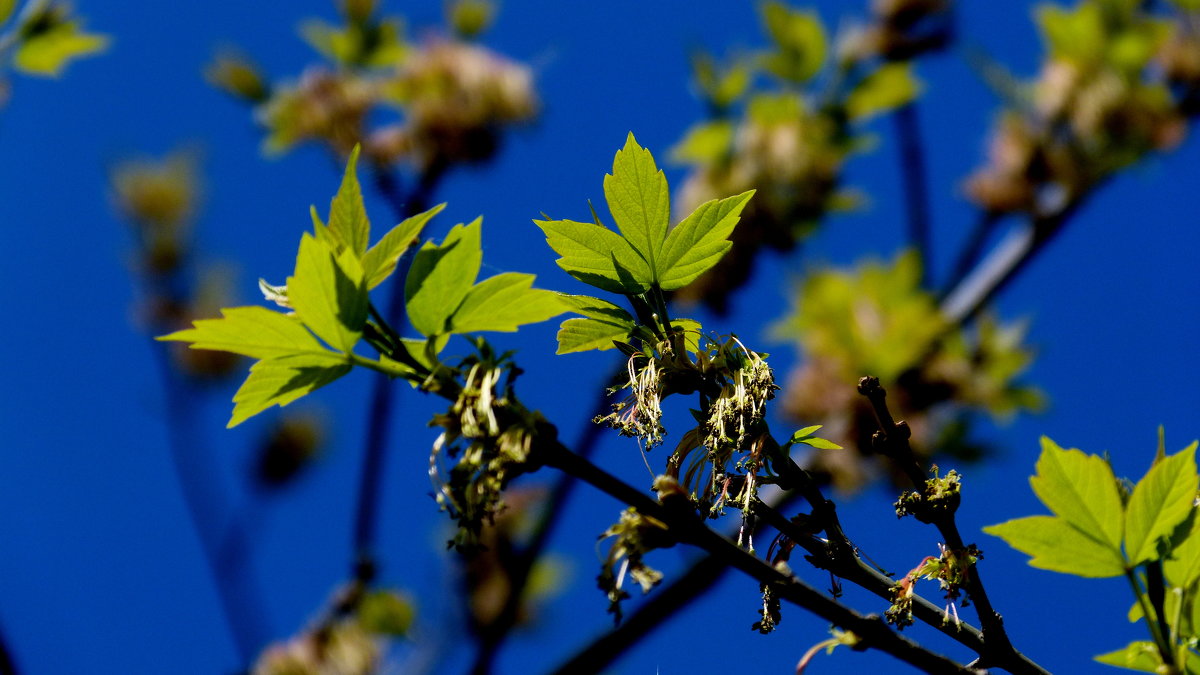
top-left (405, 218), bottom-right (482, 337)
top-left (603, 133), bottom-right (670, 276)
top-left (556, 317), bottom-right (633, 354)
top-left (984, 515), bottom-right (1125, 578)
top-left (363, 203), bottom-right (445, 289)
top-left (1093, 641), bottom-right (1163, 672)
top-left (288, 233), bottom-right (367, 352)
top-left (1165, 503), bottom-right (1200, 587)
top-left (760, 1), bottom-right (825, 83)
top-left (557, 294), bottom-right (635, 324)
top-left (670, 120), bottom-right (734, 165)
top-left (1126, 442), bottom-right (1198, 566)
top-left (328, 145), bottom-right (370, 256)
top-left (534, 218), bottom-right (650, 293)
top-left (229, 353), bottom-right (351, 428)
top-left (158, 306), bottom-right (327, 360)
top-left (1030, 436), bottom-right (1125, 552)
top-left (450, 273), bottom-right (567, 334)
top-left (657, 190), bottom-right (754, 290)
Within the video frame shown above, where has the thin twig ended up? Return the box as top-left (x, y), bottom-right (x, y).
top-left (942, 212), bottom-right (1000, 297)
top-left (893, 102), bottom-right (934, 288)
top-left (857, 377), bottom-right (1043, 673)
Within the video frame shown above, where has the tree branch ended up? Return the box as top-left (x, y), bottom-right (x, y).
top-left (893, 102), bottom-right (934, 288)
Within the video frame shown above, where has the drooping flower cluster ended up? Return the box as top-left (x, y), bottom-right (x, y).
top-left (596, 507), bottom-right (672, 623)
top-left (429, 346), bottom-right (540, 551)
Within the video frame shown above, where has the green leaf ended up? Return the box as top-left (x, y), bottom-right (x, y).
top-left (1030, 436), bottom-right (1125, 552)
top-left (670, 120), bottom-right (735, 165)
top-left (1126, 442), bottom-right (1198, 566)
top-left (792, 425), bottom-right (823, 439)
top-left (984, 515), bottom-right (1126, 578)
top-left (450, 273), bottom-right (567, 334)
top-left (760, 1), bottom-right (826, 83)
top-left (603, 133), bottom-right (670, 275)
top-left (1093, 641), bottom-right (1163, 672)
top-left (668, 317), bottom-right (703, 354)
top-left (557, 294), bottom-right (635, 324)
top-left (328, 145), bottom-right (370, 256)
top-left (13, 20), bottom-right (108, 77)
top-left (846, 63), bottom-right (921, 121)
top-left (1165, 503), bottom-right (1200, 587)
top-left (800, 437), bottom-right (843, 450)
top-left (405, 218), bottom-right (482, 337)
top-left (229, 353), bottom-right (350, 427)
top-left (556, 317), bottom-right (633, 354)
top-left (362, 203), bottom-right (445, 289)
top-left (288, 233), bottom-right (368, 352)
top-left (158, 306), bottom-right (328, 360)
top-left (656, 190), bottom-right (754, 290)
top-left (534, 218), bottom-right (650, 293)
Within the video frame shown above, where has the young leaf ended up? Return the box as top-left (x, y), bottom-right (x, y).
top-left (556, 317), bottom-right (633, 355)
top-left (405, 218), bottom-right (483, 337)
top-left (158, 306), bottom-right (328, 360)
top-left (1093, 641), bottom-right (1164, 673)
top-left (656, 190), bottom-right (754, 290)
top-left (557, 294), bottom-right (636, 324)
top-left (449, 273), bottom-right (567, 334)
top-left (984, 515), bottom-right (1125, 578)
top-left (229, 353), bottom-right (351, 428)
top-left (362, 203), bottom-right (446, 289)
top-left (603, 133), bottom-right (670, 274)
top-left (288, 233), bottom-right (368, 353)
top-left (668, 317), bottom-right (703, 354)
top-left (1029, 436), bottom-right (1125, 552)
top-left (1125, 442), bottom-right (1199, 566)
top-left (1165, 504), bottom-right (1200, 587)
top-left (327, 145), bottom-right (370, 256)
top-left (534, 218), bottom-right (651, 293)
top-left (760, 1), bottom-right (826, 83)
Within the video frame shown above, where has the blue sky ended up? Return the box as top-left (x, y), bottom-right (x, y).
top-left (0, 1), bottom-right (1197, 673)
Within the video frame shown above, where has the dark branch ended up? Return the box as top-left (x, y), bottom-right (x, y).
top-left (893, 102), bottom-right (935, 288)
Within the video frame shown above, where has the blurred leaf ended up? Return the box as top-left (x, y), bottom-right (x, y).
top-left (358, 590), bottom-right (415, 637)
top-left (405, 218), bottom-right (482, 337)
top-left (984, 515), bottom-right (1125, 577)
top-left (534, 218), bottom-right (650, 294)
top-left (13, 19), bottom-right (108, 77)
top-left (603, 133), bottom-right (670, 279)
top-left (846, 63), bottom-right (921, 121)
top-left (158, 306), bottom-right (328, 360)
top-left (229, 353), bottom-right (350, 428)
top-left (363, 203), bottom-right (445, 289)
top-left (1036, 3), bottom-right (1105, 64)
top-left (657, 189), bottom-right (754, 290)
top-left (1126, 442), bottom-right (1198, 565)
top-left (328, 146), bottom-right (370, 256)
top-left (670, 120), bottom-right (734, 165)
top-left (450, 273), bottom-right (566, 334)
top-left (691, 51), bottom-right (750, 109)
top-left (288, 233), bottom-right (368, 352)
top-left (0, 0), bottom-right (17, 26)
top-left (760, 1), bottom-right (826, 83)
top-left (448, 0), bottom-right (494, 39)
top-left (1093, 641), bottom-right (1163, 672)
top-left (1030, 436), bottom-right (1125, 552)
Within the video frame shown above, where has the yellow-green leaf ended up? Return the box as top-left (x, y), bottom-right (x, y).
top-left (328, 146), bottom-right (370, 256)
top-left (1126, 442), bottom-right (1198, 566)
top-left (1093, 641), bottom-right (1163, 672)
top-left (13, 21), bottom-right (108, 77)
top-left (534, 218), bottom-right (650, 294)
top-left (229, 353), bottom-right (350, 428)
top-left (158, 306), bottom-right (327, 360)
top-left (603, 133), bottom-right (670, 275)
top-left (760, 1), bottom-right (826, 83)
top-left (556, 317), bottom-right (633, 355)
top-left (657, 190), bottom-right (754, 290)
top-left (984, 515), bottom-right (1125, 578)
top-left (449, 273), bottom-right (567, 334)
top-left (670, 120), bottom-right (734, 165)
top-left (288, 233), bottom-right (367, 352)
top-left (1165, 504), bottom-right (1200, 587)
top-left (362, 203), bottom-right (445, 289)
top-left (1030, 436), bottom-right (1125, 552)
top-left (405, 218), bottom-right (482, 337)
